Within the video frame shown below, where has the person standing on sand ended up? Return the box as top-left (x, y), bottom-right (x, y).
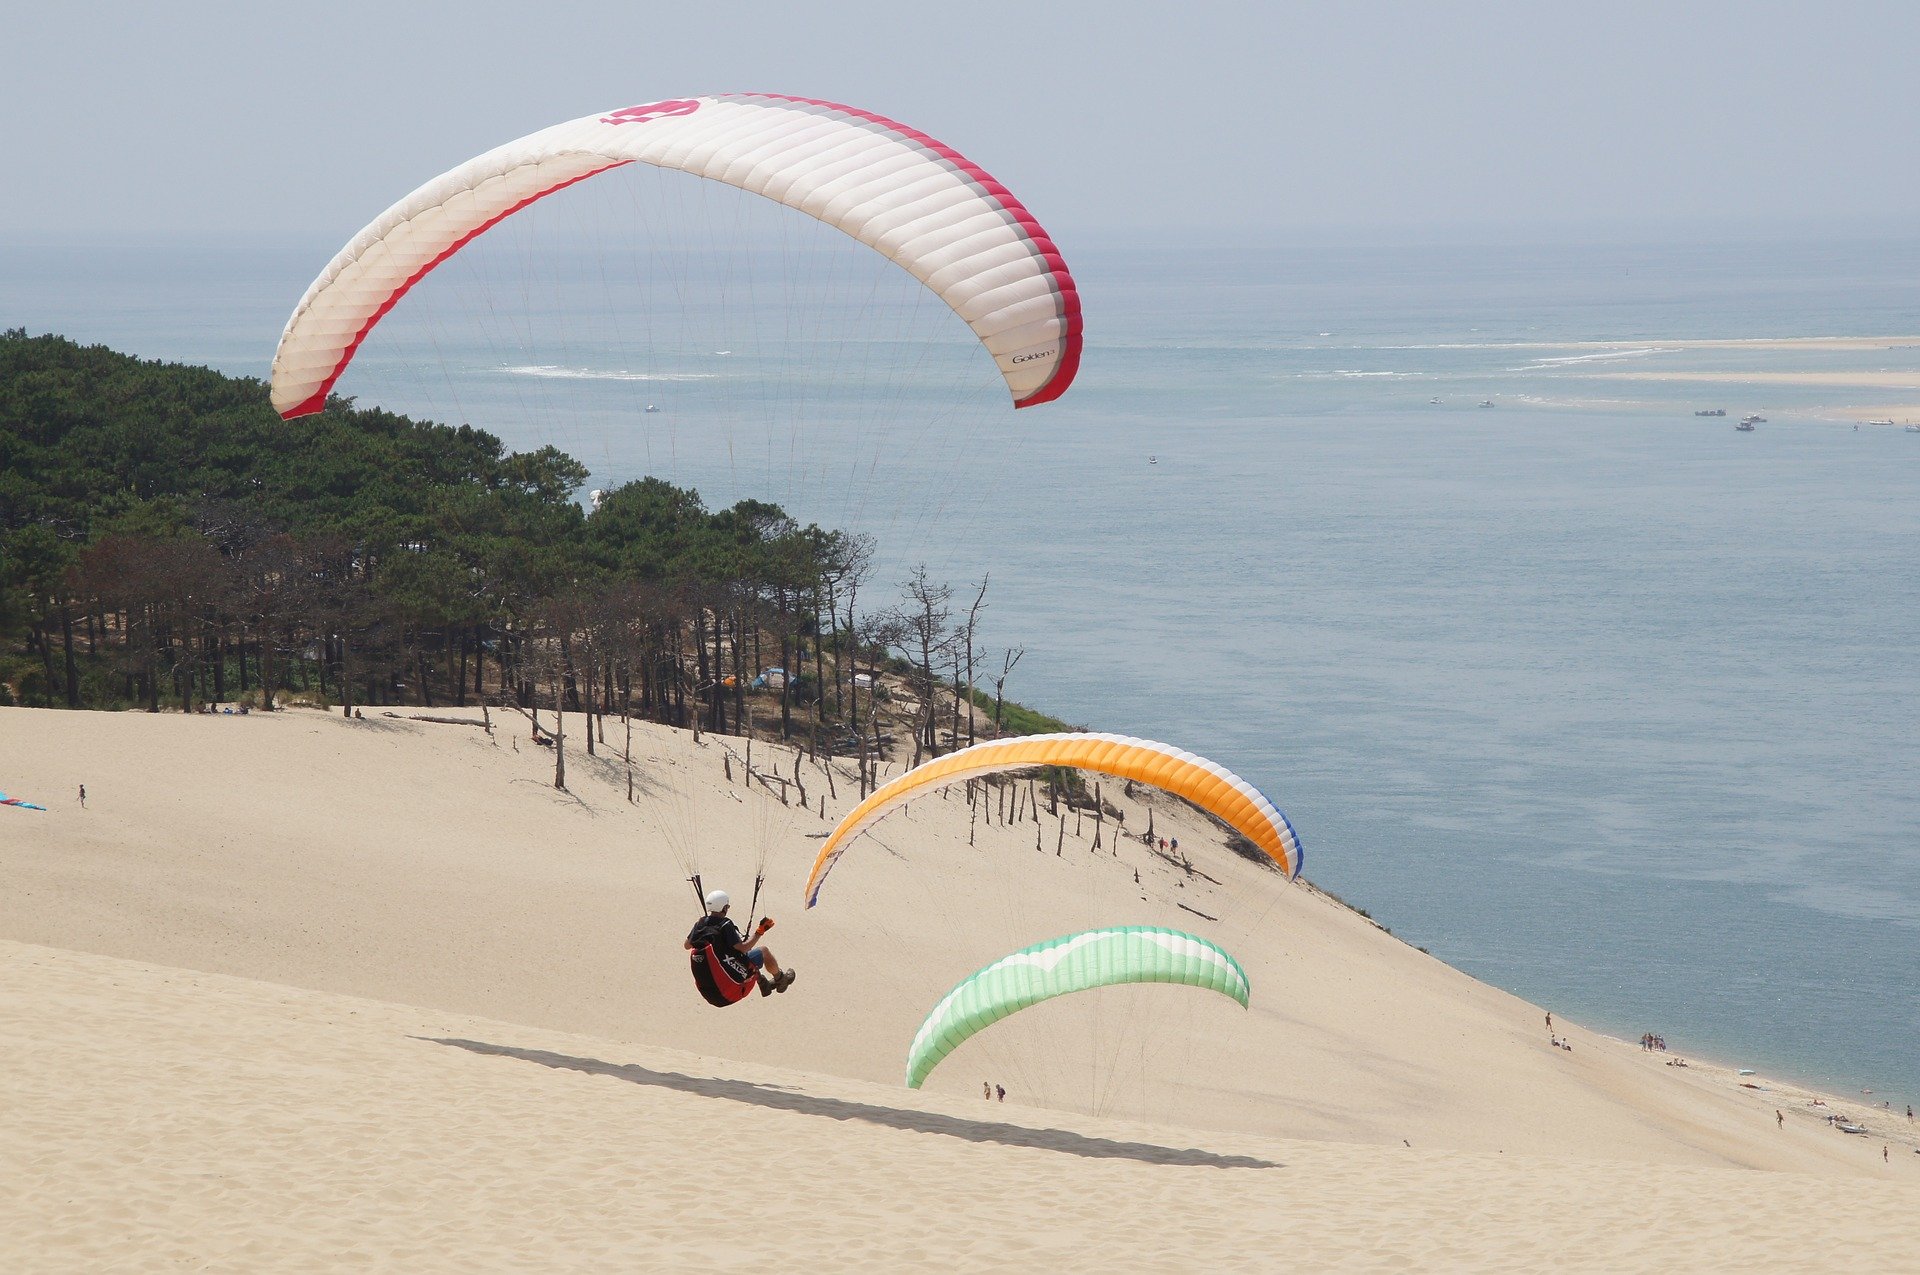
top-left (995, 1084), bottom-right (1005, 1102)
top-left (1777, 1110), bottom-right (1784, 1129)
top-left (77, 784), bottom-right (85, 809)
top-left (1545, 1011), bottom-right (1552, 1033)
top-left (984, 1082), bottom-right (991, 1100)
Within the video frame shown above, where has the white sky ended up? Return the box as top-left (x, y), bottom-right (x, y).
top-left (4, 0), bottom-right (1918, 242)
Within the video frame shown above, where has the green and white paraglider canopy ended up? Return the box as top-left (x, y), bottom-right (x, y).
top-left (905, 926), bottom-right (1250, 1090)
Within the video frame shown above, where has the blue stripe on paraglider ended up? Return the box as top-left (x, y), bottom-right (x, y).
top-left (1253, 785), bottom-right (1304, 879)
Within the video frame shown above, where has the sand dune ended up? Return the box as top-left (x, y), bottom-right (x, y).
top-left (3, 703), bottom-right (1917, 1266)
top-left (4, 941), bottom-right (1917, 1272)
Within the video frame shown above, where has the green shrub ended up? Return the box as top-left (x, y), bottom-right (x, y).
top-left (965, 687), bottom-right (1074, 736)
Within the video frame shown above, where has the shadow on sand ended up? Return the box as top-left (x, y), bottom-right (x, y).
top-left (425, 1037), bottom-right (1278, 1169)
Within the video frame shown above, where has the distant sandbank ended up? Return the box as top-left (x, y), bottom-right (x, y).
top-left (1596, 370), bottom-right (1920, 389)
top-left (1392, 336), bottom-right (1920, 354)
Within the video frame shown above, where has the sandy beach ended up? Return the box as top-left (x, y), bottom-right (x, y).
top-left (2, 703), bottom-right (1916, 1269)
top-left (1370, 334), bottom-right (1920, 422)
top-left (1596, 370), bottom-right (1920, 389)
top-left (1589, 370), bottom-right (1920, 423)
top-left (1507, 337), bottom-right (1920, 422)
top-left (1395, 336), bottom-right (1920, 354)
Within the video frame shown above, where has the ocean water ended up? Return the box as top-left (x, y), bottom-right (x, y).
top-left (6, 222), bottom-right (1917, 1102)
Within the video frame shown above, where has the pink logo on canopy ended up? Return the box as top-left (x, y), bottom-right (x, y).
top-left (599, 99), bottom-right (703, 126)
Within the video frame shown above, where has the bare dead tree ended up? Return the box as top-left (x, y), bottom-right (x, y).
top-left (821, 532), bottom-right (875, 723)
top-left (848, 609), bottom-right (904, 796)
top-left (992, 645), bottom-right (1025, 738)
top-left (891, 565), bottom-right (956, 769)
top-left (552, 654), bottom-right (566, 791)
top-left (530, 595), bottom-right (590, 792)
top-left (959, 575), bottom-right (988, 748)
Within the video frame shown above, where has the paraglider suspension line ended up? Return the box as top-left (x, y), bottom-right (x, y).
top-left (745, 873), bottom-right (765, 934)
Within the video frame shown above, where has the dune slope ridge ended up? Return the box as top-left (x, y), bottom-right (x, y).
top-left (0, 704), bottom-right (1910, 1174)
top-left (6, 941), bottom-right (1919, 1273)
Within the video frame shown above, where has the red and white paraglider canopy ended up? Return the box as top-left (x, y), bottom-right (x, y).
top-left (271, 94), bottom-right (1081, 419)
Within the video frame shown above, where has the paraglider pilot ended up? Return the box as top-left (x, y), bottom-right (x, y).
top-left (687, 889), bottom-right (795, 995)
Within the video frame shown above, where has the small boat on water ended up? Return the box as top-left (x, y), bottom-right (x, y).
top-left (1740, 414), bottom-right (1765, 425)
top-left (1907, 424), bottom-right (1920, 433)
top-left (1735, 419), bottom-right (1756, 432)
top-left (1478, 399), bottom-right (1495, 408)
top-left (1694, 408), bottom-right (1726, 417)
top-left (1866, 418), bottom-right (1895, 426)
top-left (1430, 397), bottom-right (1442, 404)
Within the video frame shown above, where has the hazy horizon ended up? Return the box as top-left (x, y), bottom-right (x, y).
top-left (6, 1), bottom-right (1917, 245)
top-left (10, 215), bottom-right (1920, 254)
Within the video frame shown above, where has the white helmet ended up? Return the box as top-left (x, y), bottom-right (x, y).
top-left (704, 889), bottom-right (731, 913)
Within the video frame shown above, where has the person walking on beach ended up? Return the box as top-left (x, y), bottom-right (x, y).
top-left (77, 784), bottom-right (86, 809)
top-left (984, 1082), bottom-right (991, 1100)
top-left (1776, 1110), bottom-right (1784, 1129)
top-left (995, 1084), bottom-right (1005, 1102)
top-left (1544, 1011), bottom-right (1552, 1033)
